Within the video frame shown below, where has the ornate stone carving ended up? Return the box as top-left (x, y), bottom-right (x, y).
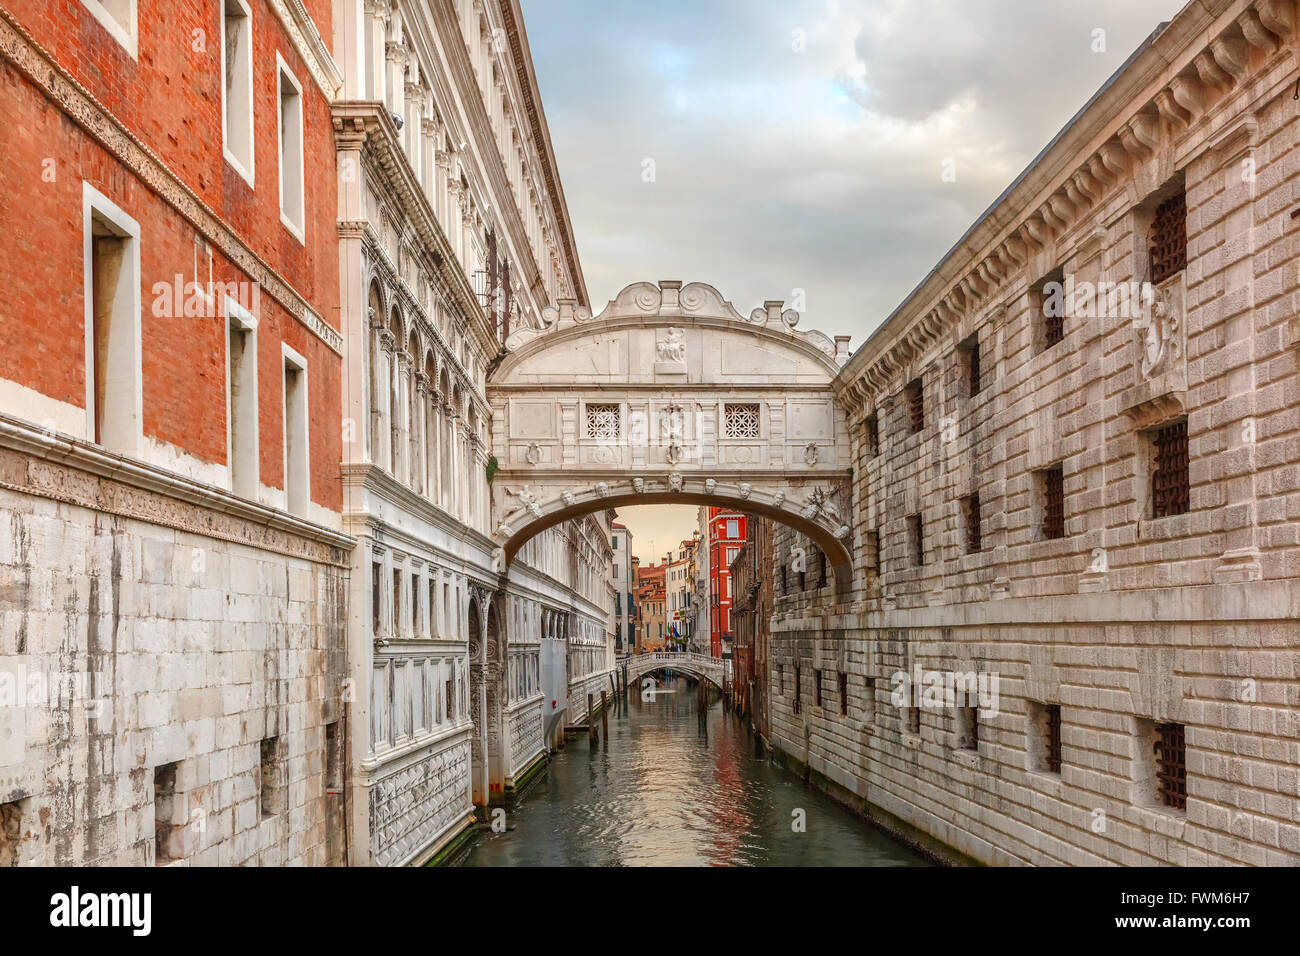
top-left (668, 473), bottom-right (683, 493)
top-left (773, 491), bottom-right (785, 508)
top-left (665, 442), bottom-right (684, 465)
top-left (804, 441), bottom-right (820, 466)
top-left (507, 485), bottom-right (542, 517)
top-left (632, 478), bottom-right (644, 494)
top-left (655, 328), bottom-right (687, 370)
top-left (561, 491), bottom-right (575, 507)
top-left (525, 442), bottom-right (541, 465)
top-left (738, 482), bottom-right (752, 499)
top-left (594, 482), bottom-right (609, 498)
top-left (1139, 280), bottom-right (1182, 380)
top-left (704, 478), bottom-right (717, 494)
top-left (836, 525), bottom-right (852, 540)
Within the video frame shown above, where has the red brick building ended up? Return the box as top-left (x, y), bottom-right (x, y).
top-left (0, 1), bottom-right (348, 865)
top-left (706, 507), bottom-right (746, 658)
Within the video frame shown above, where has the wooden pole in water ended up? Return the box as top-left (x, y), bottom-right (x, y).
top-left (600, 690), bottom-right (609, 749)
top-left (588, 693), bottom-right (597, 746)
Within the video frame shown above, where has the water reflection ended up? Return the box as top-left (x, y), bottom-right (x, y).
top-left (457, 676), bottom-right (930, 867)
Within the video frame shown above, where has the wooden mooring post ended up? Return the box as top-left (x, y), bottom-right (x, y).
top-left (600, 690), bottom-right (609, 749)
top-left (588, 693), bottom-right (597, 746)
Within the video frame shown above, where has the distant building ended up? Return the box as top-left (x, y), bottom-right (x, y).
top-left (730, 517), bottom-right (774, 741)
top-left (706, 508), bottom-right (747, 658)
top-left (666, 537), bottom-right (697, 650)
top-left (635, 561), bottom-right (667, 652)
top-left (611, 523), bottom-right (636, 653)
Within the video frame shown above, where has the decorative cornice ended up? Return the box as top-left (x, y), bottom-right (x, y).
top-left (0, 414), bottom-right (352, 566)
top-left (267, 0), bottom-right (344, 98)
top-left (835, 0), bottom-right (1295, 407)
top-left (0, 8), bottom-right (343, 356)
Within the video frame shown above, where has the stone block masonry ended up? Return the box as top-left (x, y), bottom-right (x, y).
top-left (773, 0), bottom-right (1300, 867)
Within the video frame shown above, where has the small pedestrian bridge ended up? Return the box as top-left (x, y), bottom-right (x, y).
top-left (623, 651), bottom-right (726, 691)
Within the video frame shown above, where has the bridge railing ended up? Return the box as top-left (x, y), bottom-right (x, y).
top-left (627, 651), bottom-right (722, 673)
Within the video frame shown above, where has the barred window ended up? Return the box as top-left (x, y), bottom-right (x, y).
top-left (584, 403), bottom-right (621, 441)
top-left (1155, 722), bottom-right (1187, 811)
top-left (905, 379), bottom-right (924, 434)
top-left (1040, 465), bottom-right (1065, 539)
top-left (865, 413), bottom-right (880, 457)
top-left (814, 669), bottom-right (823, 708)
top-left (1033, 268), bottom-right (1065, 353)
top-left (838, 672), bottom-right (848, 717)
top-left (724, 403), bottom-right (760, 438)
top-left (1151, 420), bottom-right (1189, 518)
top-left (959, 334), bottom-right (981, 397)
top-left (961, 492), bottom-right (982, 554)
top-left (906, 706), bottom-right (921, 735)
top-left (1029, 701), bottom-right (1062, 774)
top-left (1148, 190), bottom-right (1187, 286)
top-left (907, 513), bottom-right (924, 566)
top-left (956, 706), bottom-right (979, 751)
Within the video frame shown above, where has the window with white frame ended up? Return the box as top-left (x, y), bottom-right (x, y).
top-left (282, 345), bottom-right (309, 516)
top-left (724, 402), bottom-right (760, 438)
top-left (276, 56), bottom-right (305, 239)
top-left (83, 184), bottom-right (142, 457)
top-left (226, 297), bottom-right (259, 499)
top-left (221, 0), bottom-right (255, 185)
top-left (81, 0), bottom-right (137, 57)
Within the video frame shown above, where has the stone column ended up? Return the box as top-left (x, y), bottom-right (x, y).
top-left (414, 371), bottom-right (428, 495)
top-left (363, 0), bottom-right (389, 105)
top-left (334, 0), bottom-right (366, 100)
top-left (394, 349), bottom-right (411, 485)
top-left (384, 41), bottom-right (407, 119)
top-left (377, 328), bottom-right (395, 473)
top-left (334, 117), bottom-right (369, 469)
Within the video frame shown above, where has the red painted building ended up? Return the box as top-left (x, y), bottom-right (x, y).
top-left (707, 508), bottom-right (746, 658)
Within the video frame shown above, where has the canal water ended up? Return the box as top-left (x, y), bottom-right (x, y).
top-left (456, 676), bottom-right (930, 867)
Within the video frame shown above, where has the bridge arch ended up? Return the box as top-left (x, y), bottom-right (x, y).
top-left (625, 652), bottom-right (726, 692)
top-left (487, 280), bottom-right (857, 595)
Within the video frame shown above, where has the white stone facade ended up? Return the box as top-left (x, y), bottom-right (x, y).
top-left (331, 0), bottom-right (609, 863)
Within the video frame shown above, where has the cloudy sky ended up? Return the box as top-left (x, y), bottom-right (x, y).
top-left (519, 0), bottom-right (1186, 559)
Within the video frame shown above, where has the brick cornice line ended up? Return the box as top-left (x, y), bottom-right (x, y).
top-left (0, 8), bottom-right (343, 356)
top-left (0, 414), bottom-right (353, 567)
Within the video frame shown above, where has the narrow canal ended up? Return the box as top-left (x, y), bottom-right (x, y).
top-left (456, 675), bottom-right (931, 866)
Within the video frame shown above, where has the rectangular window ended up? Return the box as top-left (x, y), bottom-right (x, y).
top-left (1150, 420), bottom-right (1189, 518)
top-left (956, 706), bottom-right (979, 751)
top-left (905, 379), bottom-right (924, 434)
top-left (906, 706), bottom-right (921, 736)
top-left (867, 529), bottom-right (881, 576)
top-left (259, 737), bottom-right (285, 818)
top-left (1028, 701), bottom-right (1062, 774)
top-left (907, 513), bottom-right (924, 567)
top-left (276, 56), bottom-right (305, 239)
top-left (81, 0), bottom-right (138, 57)
top-left (865, 413), bottom-right (880, 457)
top-left (411, 572), bottom-right (421, 635)
top-left (793, 665), bottom-right (801, 714)
top-left (961, 492), bottom-right (982, 554)
top-left (83, 184), bottom-right (142, 456)
top-left (221, 0), bottom-right (255, 185)
top-left (226, 298), bottom-right (258, 498)
top-left (153, 762), bottom-right (182, 864)
top-left (723, 402), bottom-right (760, 438)
top-left (585, 402), bottom-right (620, 440)
top-left (727, 519), bottom-right (739, 538)
top-left (282, 346), bottom-right (309, 517)
top-left (838, 671), bottom-right (848, 717)
top-left (814, 669), bottom-right (823, 708)
top-left (959, 333), bottom-right (981, 397)
top-left (1032, 267), bottom-right (1065, 353)
top-left (1148, 189), bottom-right (1187, 285)
top-left (1155, 722), bottom-right (1187, 811)
top-left (324, 721), bottom-right (342, 794)
top-left (1039, 465), bottom-right (1065, 539)
top-left (371, 562), bottom-right (382, 635)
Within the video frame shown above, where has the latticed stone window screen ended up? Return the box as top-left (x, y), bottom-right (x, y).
top-left (724, 403), bottom-right (760, 438)
top-left (584, 403), bottom-right (621, 441)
